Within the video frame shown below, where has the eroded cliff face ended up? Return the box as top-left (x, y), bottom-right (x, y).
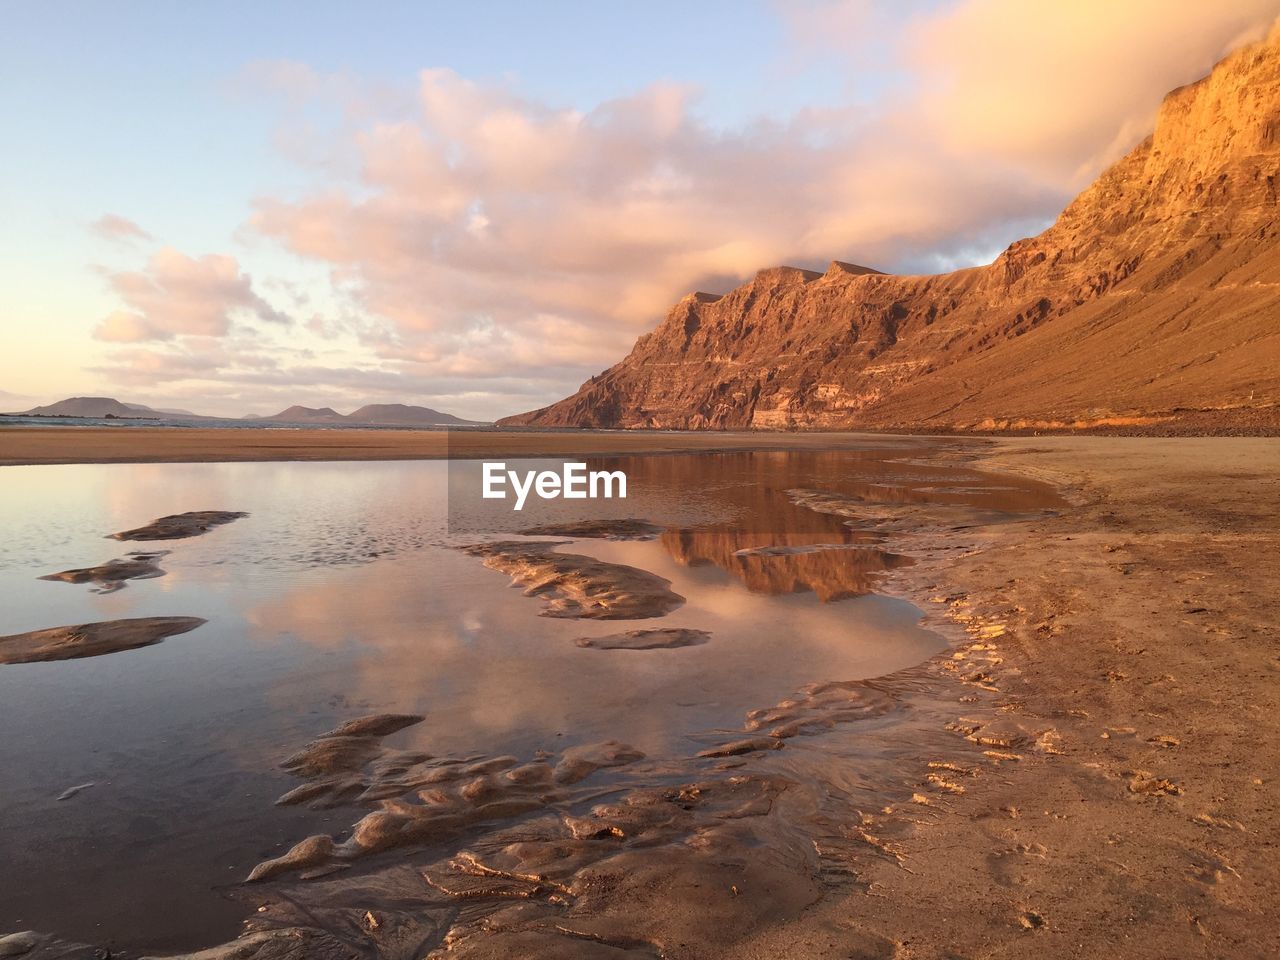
top-left (503, 32), bottom-right (1280, 431)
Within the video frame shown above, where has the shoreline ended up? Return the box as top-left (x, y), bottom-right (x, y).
top-left (5, 423), bottom-right (1280, 467)
top-left (832, 436), bottom-right (1280, 957)
top-left (3, 435), bottom-right (1275, 957)
top-left (0, 426), bottom-right (953, 466)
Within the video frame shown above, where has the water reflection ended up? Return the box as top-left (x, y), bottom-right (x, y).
top-left (0, 450), bottom-right (1061, 950)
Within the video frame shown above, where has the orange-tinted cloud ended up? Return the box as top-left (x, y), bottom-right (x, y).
top-left (244, 1), bottom-right (1278, 403)
top-left (911, 0), bottom-right (1278, 185)
top-left (89, 1), bottom-right (1279, 418)
top-left (93, 247), bottom-right (289, 342)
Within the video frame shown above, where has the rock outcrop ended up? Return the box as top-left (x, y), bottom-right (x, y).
top-left (503, 32), bottom-right (1280, 431)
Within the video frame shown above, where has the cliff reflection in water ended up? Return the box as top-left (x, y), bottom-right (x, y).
top-left (584, 449), bottom-right (1053, 602)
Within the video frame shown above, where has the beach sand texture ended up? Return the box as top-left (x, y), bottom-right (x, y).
top-left (0, 434), bottom-right (1275, 958)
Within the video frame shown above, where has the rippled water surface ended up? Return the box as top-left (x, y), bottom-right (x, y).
top-left (0, 449), bottom-right (1062, 950)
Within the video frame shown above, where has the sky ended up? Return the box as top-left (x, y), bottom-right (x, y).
top-left (3, 0), bottom-right (1278, 420)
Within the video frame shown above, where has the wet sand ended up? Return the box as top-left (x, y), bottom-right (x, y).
top-left (188, 436), bottom-right (1280, 956)
top-left (0, 616), bottom-right (206, 664)
top-left (3, 434), bottom-right (1277, 957)
top-left (842, 436), bottom-right (1280, 958)
top-left (576, 627), bottom-right (711, 650)
top-left (758, 436), bottom-right (1280, 959)
top-left (39, 551), bottom-right (168, 592)
top-left (461, 540), bottom-right (686, 619)
top-left (111, 510), bottom-right (248, 541)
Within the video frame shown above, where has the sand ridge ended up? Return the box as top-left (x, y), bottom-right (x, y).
top-left (39, 551), bottom-right (168, 592)
top-left (460, 540), bottom-right (686, 619)
top-left (0, 616), bottom-right (207, 665)
top-left (111, 510), bottom-right (248, 541)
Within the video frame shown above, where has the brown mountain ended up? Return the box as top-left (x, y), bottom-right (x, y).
top-left (15, 397), bottom-right (171, 419)
top-left (252, 403), bottom-right (484, 425)
top-left (259, 405), bottom-right (345, 423)
top-left (503, 31), bottom-right (1280, 432)
top-left (344, 403), bottom-right (479, 426)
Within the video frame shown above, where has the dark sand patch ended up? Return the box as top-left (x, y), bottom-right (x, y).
top-left (742, 678), bottom-right (900, 740)
top-left (233, 665), bottom-right (932, 949)
top-left (415, 774), bottom-right (817, 957)
top-left (695, 737), bottom-right (784, 758)
top-left (461, 541), bottom-right (684, 619)
top-left (39, 551), bottom-right (167, 593)
top-left (110, 510), bottom-right (247, 541)
top-left (55, 783), bottom-right (95, 802)
top-left (321, 713), bottom-right (424, 739)
top-left (575, 628), bottom-right (709, 650)
top-left (249, 717), bottom-right (645, 884)
top-left (0, 616), bottom-right (206, 665)
top-left (0, 930), bottom-right (103, 958)
top-left (236, 766), bottom-right (824, 957)
top-left (518, 519), bottom-right (663, 540)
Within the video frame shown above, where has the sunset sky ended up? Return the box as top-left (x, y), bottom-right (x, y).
top-left (4, 0), bottom-right (1278, 420)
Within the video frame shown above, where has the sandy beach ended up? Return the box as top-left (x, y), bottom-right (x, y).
top-left (0, 426), bottom-right (949, 466)
top-left (1, 432), bottom-right (1274, 958)
top-left (773, 435), bottom-right (1280, 958)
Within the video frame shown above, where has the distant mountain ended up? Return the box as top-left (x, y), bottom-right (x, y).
top-left (259, 405), bottom-right (346, 423)
top-left (253, 402), bottom-right (483, 426)
top-left (345, 403), bottom-right (476, 426)
top-left (16, 397), bottom-right (162, 419)
top-left (130, 403), bottom-right (198, 417)
top-left (9, 395), bottom-right (485, 426)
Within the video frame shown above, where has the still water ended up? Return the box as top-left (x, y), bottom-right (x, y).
top-left (0, 449), bottom-right (1061, 950)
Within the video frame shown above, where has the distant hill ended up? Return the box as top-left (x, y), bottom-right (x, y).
top-left (15, 397), bottom-right (163, 419)
top-left (252, 403), bottom-right (482, 425)
top-left (345, 403), bottom-right (477, 426)
top-left (259, 405), bottom-right (346, 423)
top-left (10, 396), bottom-right (484, 426)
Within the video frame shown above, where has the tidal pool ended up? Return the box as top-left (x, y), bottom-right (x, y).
top-left (0, 447), bottom-right (1061, 952)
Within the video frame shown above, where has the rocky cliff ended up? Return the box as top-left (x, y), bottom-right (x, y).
top-left (503, 31), bottom-right (1280, 431)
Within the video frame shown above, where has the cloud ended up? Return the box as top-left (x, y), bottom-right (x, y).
top-left (249, 69), bottom-right (1038, 389)
top-left (93, 247), bottom-right (289, 342)
top-left (89, 339), bottom-right (551, 421)
top-left (86, 1), bottom-right (1279, 418)
top-left (0, 387), bottom-right (34, 405)
top-left (241, 1), bottom-right (1278, 417)
top-left (909, 0), bottom-right (1280, 185)
top-left (90, 213), bottom-right (152, 243)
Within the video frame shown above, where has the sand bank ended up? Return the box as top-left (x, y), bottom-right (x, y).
top-left (0, 616), bottom-right (206, 664)
top-left (0, 426), bottom-right (940, 465)
top-left (461, 540), bottom-right (686, 619)
top-left (797, 436), bottom-right (1280, 957)
top-left (111, 510), bottom-right (248, 541)
top-left (39, 551), bottom-right (168, 593)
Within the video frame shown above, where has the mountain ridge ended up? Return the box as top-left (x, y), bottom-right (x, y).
top-left (15, 397), bottom-right (167, 420)
top-left (502, 29), bottom-right (1280, 432)
top-left (254, 403), bottom-right (480, 425)
top-left (11, 397), bottom-right (484, 426)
